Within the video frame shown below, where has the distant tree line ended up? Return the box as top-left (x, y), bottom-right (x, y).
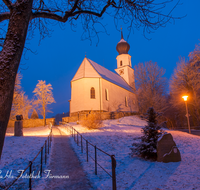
top-left (134, 43), bottom-right (200, 129)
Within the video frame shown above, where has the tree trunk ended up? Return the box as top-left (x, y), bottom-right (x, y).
top-left (44, 113), bottom-right (46, 126)
top-left (43, 107), bottom-right (46, 126)
top-left (0, 0), bottom-right (33, 159)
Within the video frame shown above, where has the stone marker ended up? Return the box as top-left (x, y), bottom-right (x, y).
top-left (14, 121), bottom-right (23, 136)
top-left (14, 115), bottom-right (23, 136)
top-left (157, 133), bottom-right (181, 163)
top-left (162, 146), bottom-right (181, 163)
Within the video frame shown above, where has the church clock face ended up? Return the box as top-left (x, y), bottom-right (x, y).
top-left (119, 69), bottom-right (124, 75)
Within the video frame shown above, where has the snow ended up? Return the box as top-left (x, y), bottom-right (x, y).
top-left (59, 115), bottom-right (200, 190)
top-left (2, 116), bottom-right (200, 189)
top-left (0, 126), bottom-right (51, 189)
top-left (6, 126), bottom-right (51, 136)
top-left (117, 39), bottom-right (127, 43)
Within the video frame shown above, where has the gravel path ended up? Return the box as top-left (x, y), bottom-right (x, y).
top-left (45, 127), bottom-right (94, 190)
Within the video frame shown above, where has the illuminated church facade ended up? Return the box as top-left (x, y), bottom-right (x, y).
top-left (69, 32), bottom-right (138, 115)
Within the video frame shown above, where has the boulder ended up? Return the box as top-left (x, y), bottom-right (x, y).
top-left (157, 133), bottom-right (181, 163)
top-left (163, 146), bottom-right (181, 163)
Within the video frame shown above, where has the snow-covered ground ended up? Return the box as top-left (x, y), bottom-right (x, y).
top-left (59, 116), bottom-right (200, 190)
top-left (0, 126), bottom-right (51, 190)
top-left (2, 116), bottom-right (200, 190)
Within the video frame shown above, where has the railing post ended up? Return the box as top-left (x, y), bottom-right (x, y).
top-left (77, 132), bottom-right (79, 145)
top-left (74, 128), bottom-right (76, 141)
top-left (49, 135), bottom-right (51, 148)
top-left (111, 155), bottom-right (117, 190)
top-left (48, 136), bottom-right (49, 154)
top-left (50, 131), bottom-right (52, 147)
top-left (29, 161), bottom-right (32, 190)
top-left (95, 145), bottom-right (97, 175)
top-left (81, 135), bottom-right (83, 153)
top-left (40, 147), bottom-right (43, 177)
top-left (45, 140), bottom-right (47, 164)
top-left (86, 140), bottom-right (88, 162)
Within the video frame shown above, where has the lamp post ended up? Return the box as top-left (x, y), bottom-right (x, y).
top-left (182, 96), bottom-right (191, 134)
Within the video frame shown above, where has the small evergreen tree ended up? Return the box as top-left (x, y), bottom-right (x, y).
top-left (132, 107), bottom-right (163, 160)
top-left (30, 109), bottom-right (39, 119)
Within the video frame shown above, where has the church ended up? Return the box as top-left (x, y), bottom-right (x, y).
top-left (69, 32), bottom-right (138, 116)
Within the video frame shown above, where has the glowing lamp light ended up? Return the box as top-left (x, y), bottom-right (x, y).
top-left (182, 96), bottom-right (188, 101)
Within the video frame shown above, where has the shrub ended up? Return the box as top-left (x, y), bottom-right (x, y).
top-left (131, 107), bottom-right (163, 160)
top-left (81, 111), bottom-right (102, 129)
top-left (30, 109), bottom-right (39, 119)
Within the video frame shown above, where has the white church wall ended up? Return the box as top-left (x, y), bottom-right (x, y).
top-left (115, 66), bottom-right (135, 86)
top-left (116, 54), bottom-right (131, 68)
top-left (101, 79), bottom-right (138, 112)
top-left (72, 58), bottom-right (100, 82)
top-left (71, 78), bottom-right (101, 113)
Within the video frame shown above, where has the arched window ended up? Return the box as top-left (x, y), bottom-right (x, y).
top-left (90, 87), bottom-right (95, 99)
top-left (120, 60), bottom-right (123, 66)
top-left (105, 89), bottom-right (109, 101)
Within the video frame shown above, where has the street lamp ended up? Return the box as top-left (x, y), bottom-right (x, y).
top-left (182, 95), bottom-right (191, 134)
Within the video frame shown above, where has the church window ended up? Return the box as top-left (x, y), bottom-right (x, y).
top-left (125, 96), bottom-right (128, 107)
top-left (120, 60), bottom-right (123, 66)
top-left (90, 87), bottom-right (95, 99)
top-left (105, 89), bottom-right (109, 101)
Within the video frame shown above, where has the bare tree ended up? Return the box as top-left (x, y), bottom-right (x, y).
top-left (11, 91), bottom-right (32, 119)
top-left (0, 0), bottom-right (181, 158)
top-left (33, 80), bottom-right (55, 126)
top-left (170, 46), bottom-right (200, 127)
top-left (10, 73), bottom-right (32, 119)
top-left (134, 61), bottom-right (167, 114)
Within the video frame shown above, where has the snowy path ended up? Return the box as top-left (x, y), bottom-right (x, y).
top-left (44, 127), bottom-right (94, 190)
top-left (59, 117), bottom-right (200, 189)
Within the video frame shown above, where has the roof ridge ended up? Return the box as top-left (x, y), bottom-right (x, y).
top-left (87, 58), bottom-right (133, 93)
top-left (87, 58), bottom-right (119, 77)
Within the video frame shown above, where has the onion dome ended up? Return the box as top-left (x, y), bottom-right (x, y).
top-left (116, 30), bottom-right (130, 55)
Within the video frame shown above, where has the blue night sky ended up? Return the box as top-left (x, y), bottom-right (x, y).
top-left (19, 1), bottom-right (200, 118)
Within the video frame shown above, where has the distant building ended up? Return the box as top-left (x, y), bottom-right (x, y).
top-left (69, 31), bottom-right (138, 116)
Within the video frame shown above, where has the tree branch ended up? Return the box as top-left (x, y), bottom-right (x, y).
top-left (70, 0), bottom-right (80, 14)
top-left (31, 0), bottom-right (114, 22)
top-left (0, 12), bottom-right (10, 22)
top-left (2, 0), bottom-right (13, 10)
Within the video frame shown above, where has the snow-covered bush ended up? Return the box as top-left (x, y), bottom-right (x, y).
top-left (131, 107), bottom-right (163, 160)
top-left (81, 111), bottom-right (102, 129)
top-left (30, 109), bottom-right (39, 119)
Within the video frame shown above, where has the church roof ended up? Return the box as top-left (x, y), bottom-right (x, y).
top-left (72, 57), bottom-right (133, 93)
top-left (87, 58), bottom-right (134, 93)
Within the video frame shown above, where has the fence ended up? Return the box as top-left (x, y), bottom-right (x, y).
top-left (65, 123), bottom-right (117, 190)
top-left (5, 129), bottom-right (53, 190)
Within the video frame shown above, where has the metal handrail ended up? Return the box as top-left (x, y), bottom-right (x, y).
top-left (5, 129), bottom-right (53, 190)
top-left (65, 124), bottom-right (116, 190)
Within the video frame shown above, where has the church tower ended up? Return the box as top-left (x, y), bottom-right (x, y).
top-left (115, 31), bottom-right (135, 87)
